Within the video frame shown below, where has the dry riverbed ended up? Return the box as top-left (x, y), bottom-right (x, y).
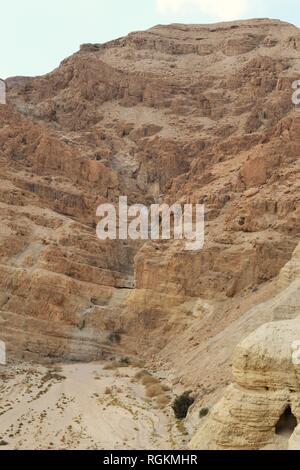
top-left (0, 360), bottom-right (189, 450)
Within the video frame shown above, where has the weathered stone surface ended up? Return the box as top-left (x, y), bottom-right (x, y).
top-left (190, 244), bottom-right (300, 450)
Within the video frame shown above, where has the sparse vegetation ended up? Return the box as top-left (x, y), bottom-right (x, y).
top-left (103, 357), bottom-right (131, 370)
top-left (134, 370), bottom-right (151, 381)
top-left (141, 375), bottom-right (159, 386)
top-left (108, 331), bottom-right (122, 344)
top-left (199, 407), bottom-right (209, 418)
top-left (172, 392), bottom-right (195, 420)
top-left (156, 394), bottom-right (170, 407)
top-left (119, 357), bottom-right (131, 366)
top-left (42, 371), bottom-right (66, 383)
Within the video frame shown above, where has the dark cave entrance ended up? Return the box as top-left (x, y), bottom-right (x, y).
top-left (275, 406), bottom-right (297, 437)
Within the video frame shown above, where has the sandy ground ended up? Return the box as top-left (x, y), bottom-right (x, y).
top-left (0, 361), bottom-right (188, 450)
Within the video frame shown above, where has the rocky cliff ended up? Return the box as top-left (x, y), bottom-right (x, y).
top-left (0, 19), bottom-right (299, 435)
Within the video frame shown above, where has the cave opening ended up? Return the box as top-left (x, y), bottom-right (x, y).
top-left (275, 406), bottom-right (297, 437)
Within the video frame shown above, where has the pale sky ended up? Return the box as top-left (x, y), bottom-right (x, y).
top-left (1, 0), bottom-right (300, 78)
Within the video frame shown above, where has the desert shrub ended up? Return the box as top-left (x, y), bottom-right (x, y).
top-left (199, 407), bottom-right (209, 418)
top-left (103, 357), bottom-right (130, 370)
top-left (103, 361), bottom-right (119, 370)
top-left (172, 392), bottom-right (195, 420)
top-left (145, 384), bottom-right (163, 398)
top-left (142, 375), bottom-right (159, 386)
top-left (49, 365), bottom-right (63, 373)
top-left (119, 357), bottom-right (131, 366)
top-left (42, 371), bottom-right (66, 383)
top-left (156, 394), bottom-right (170, 407)
top-left (134, 369), bottom-right (151, 381)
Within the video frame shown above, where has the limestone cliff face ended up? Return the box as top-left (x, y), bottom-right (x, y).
top-left (0, 19), bottom-right (299, 381)
top-left (190, 244), bottom-right (300, 450)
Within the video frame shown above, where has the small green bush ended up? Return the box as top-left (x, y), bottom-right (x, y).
top-left (172, 391), bottom-right (195, 420)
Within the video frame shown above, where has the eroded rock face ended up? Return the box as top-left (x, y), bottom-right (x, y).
top-left (190, 245), bottom-right (300, 450)
top-left (0, 19), bottom-right (299, 376)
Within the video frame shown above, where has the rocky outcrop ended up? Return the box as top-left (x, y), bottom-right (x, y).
top-left (190, 318), bottom-right (300, 450)
top-left (190, 244), bottom-right (300, 450)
